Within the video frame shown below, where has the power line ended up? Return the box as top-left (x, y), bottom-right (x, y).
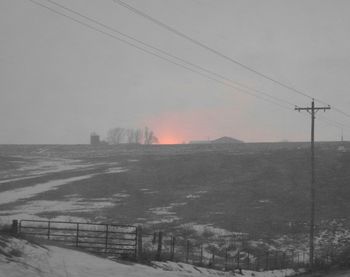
top-left (318, 114), bottom-right (350, 131)
top-left (112, 0), bottom-right (312, 99)
top-left (28, 0), bottom-right (294, 111)
top-left (327, 106), bottom-right (350, 120)
top-left (28, 0), bottom-right (348, 134)
top-left (43, 0), bottom-right (296, 109)
top-left (26, 1), bottom-right (234, 85)
top-left (112, 0), bottom-right (350, 120)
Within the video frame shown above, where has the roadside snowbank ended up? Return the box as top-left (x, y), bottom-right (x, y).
top-left (0, 235), bottom-right (298, 277)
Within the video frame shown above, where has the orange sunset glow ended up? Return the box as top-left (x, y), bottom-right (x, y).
top-left (156, 133), bottom-right (183, 145)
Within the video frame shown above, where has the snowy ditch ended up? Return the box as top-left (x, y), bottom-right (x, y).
top-left (0, 234), bottom-right (302, 277)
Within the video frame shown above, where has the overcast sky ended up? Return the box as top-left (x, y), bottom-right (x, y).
top-left (1, 0), bottom-right (350, 144)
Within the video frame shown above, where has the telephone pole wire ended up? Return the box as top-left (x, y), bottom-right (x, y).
top-left (295, 99), bottom-right (330, 271)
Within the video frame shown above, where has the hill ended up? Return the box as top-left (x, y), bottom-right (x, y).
top-left (211, 136), bottom-right (243, 144)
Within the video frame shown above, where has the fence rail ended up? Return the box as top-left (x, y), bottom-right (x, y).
top-left (137, 229), bottom-right (316, 271)
top-left (15, 219), bottom-right (137, 258)
top-left (12, 220), bottom-right (334, 271)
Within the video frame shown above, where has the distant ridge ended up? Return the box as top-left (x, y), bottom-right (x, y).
top-left (211, 136), bottom-right (244, 144)
top-left (189, 136), bottom-right (243, 144)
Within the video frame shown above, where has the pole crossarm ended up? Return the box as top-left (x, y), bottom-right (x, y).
top-left (295, 105), bottom-right (331, 113)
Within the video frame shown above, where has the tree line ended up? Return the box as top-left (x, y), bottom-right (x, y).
top-left (106, 127), bottom-right (159, 145)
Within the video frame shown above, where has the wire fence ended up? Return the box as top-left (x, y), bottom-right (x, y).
top-left (15, 219), bottom-right (137, 258)
top-left (137, 229), bottom-right (333, 271)
top-left (12, 220), bottom-right (337, 271)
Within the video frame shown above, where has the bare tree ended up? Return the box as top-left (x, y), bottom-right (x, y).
top-left (144, 127), bottom-right (159, 145)
top-left (107, 126), bottom-right (158, 145)
top-left (126, 128), bottom-right (135, 144)
top-left (107, 128), bottom-right (126, 144)
top-left (150, 133), bottom-right (159, 144)
top-left (134, 128), bottom-right (143, 144)
top-left (144, 127), bottom-right (150, 144)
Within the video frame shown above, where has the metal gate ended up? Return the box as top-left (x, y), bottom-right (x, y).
top-left (18, 219), bottom-right (137, 258)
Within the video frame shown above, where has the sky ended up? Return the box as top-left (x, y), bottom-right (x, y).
top-left (1, 0), bottom-right (350, 144)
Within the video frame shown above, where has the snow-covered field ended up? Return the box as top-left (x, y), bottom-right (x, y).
top-left (0, 234), bottom-right (299, 277)
top-left (0, 157), bottom-right (91, 181)
top-left (0, 175), bottom-right (95, 205)
top-left (0, 155), bottom-right (129, 225)
top-left (1, 144), bottom-right (350, 275)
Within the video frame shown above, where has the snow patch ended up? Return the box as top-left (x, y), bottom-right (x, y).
top-left (0, 198), bottom-right (115, 216)
top-left (0, 236), bottom-right (302, 277)
top-left (0, 174), bottom-right (95, 205)
top-left (186, 194), bottom-right (200, 199)
top-left (148, 206), bottom-right (181, 224)
top-left (259, 199), bottom-right (271, 203)
top-left (113, 193), bottom-right (130, 198)
top-left (105, 167), bottom-right (128, 174)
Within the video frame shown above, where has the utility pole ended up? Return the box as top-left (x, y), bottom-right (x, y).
top-left (341, 128), bottom-right (344, 142)
top-left (295, 99), bottom-right (330, 270)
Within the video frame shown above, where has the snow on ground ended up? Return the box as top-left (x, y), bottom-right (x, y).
top-left (105, 167), bottom-right (128, 174)
top-left (0, 157), bottom-right (91, 182)
top-left (0, 174), bottom-right (95, 205)
top-left (147, 203), bottom-right (189, 224)
top-left (140, 188), bottom-right (159, 194)
top-left (0, 175), bottom-right (46, 185)
top-left (148, 207), bottom-right (180, 224)
top-left (186, 191), bottom-right (208, 200)
top-left (0, 158), bottom-right (130, 220)
top-left (0, 214), bottom-right (89, 227)
top-left (14, 158), bottom-right (89, 176)
top-left (0, 235), bottom-right (298, 277)
top-left (0, 198), bottom-right (115, 216)
top-left (186, 223), bottom-right (247, 238)
top-left (113, 193), bottom-right (130, 198)
top-left (0, 156), bottom-right (126, 185)
top-left (186, 194), bottom-right (201, 199)
top-left (0, 192), bottom-right (137, 225)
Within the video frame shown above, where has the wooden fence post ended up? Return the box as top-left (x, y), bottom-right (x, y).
top-left (156, 231), bottom-right (163, 261)
top-left (105, 224), bottom-right (109, 254)
top-left (186, 240), bottom-right (190, 263)
top-left (225, 248), bottom-right (228, 271)
top-left (137, 226), bottom-right (143, 260)
top-left (11, 220), bottom-right (18, 235)
top-left (76, 223), bottom-right (79, 247)
top-left (200, 244), bottom-right (203, 265)
top-left (237, 251), bottom-right (240, 270)
top-left (265, 251), bottom-right (269, 270)
top-left (170, 236), bottom-right (175, 261)
top-left (247, 252), bottom-right (250, 270)
top-left (274, 251), bottom-right (278, 269)
top-left (47, 221), bottom-right (51, 240)
top-left (297, 252), bottom-right (300, 266)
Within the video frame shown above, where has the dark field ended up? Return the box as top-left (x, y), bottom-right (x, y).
top-left (0, 142), bottom-right (350, 240)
